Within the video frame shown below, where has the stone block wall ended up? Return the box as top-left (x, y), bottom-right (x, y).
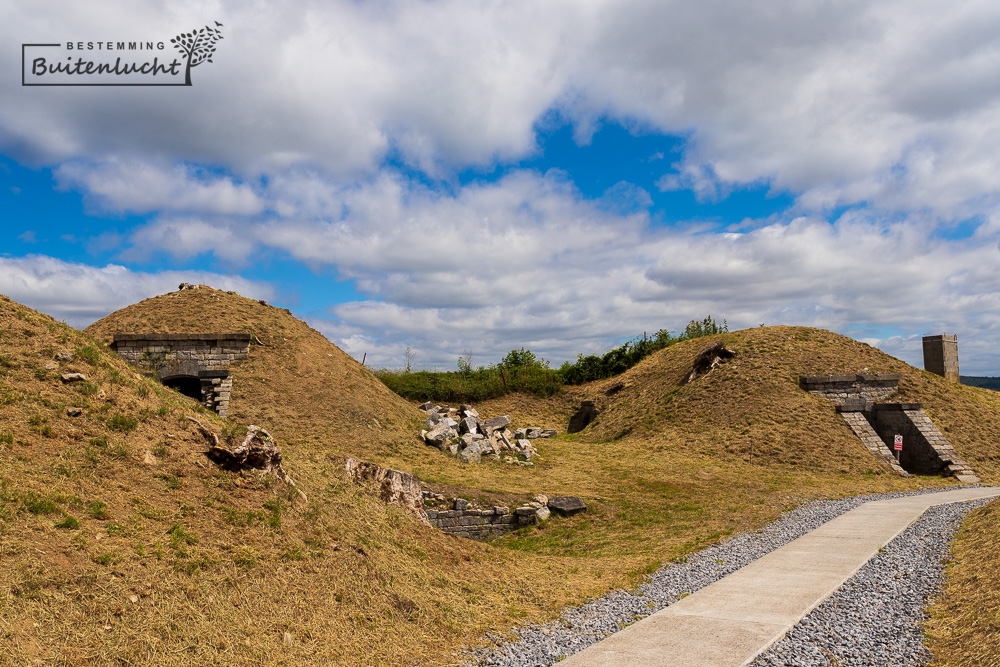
top-left (799, 373), bottom-right (902, 403)
top-left (838, 411), bottom-right (910, 477)
top-left (806, 373), bottom-right (979, 482)
top-left (868, 403), bottom-right (942, 474)
top-left (868, 404), bottom-right (978, 481)
top-left (425, 499), bottom-right (536, 541)
top-left (923, 334), bottom-right (960, 382)
top-left (111, 333), bottom-right (251, 417)
top-left (200, 371), bottom-right (234, 418)
top-left (112, 333), bottom-right (251, 371)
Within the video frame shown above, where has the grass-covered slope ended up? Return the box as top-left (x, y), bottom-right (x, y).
top-left (10, 290), bottom-right (1000, 666)
top-left (568, 326), bottom-right (1000, 482)
top-left (927, 498), bottom-right (1000, 666)
top-left (430, 327), bottom-right (1000, 561)
top-left (0, 294), bottom-right (611, 666)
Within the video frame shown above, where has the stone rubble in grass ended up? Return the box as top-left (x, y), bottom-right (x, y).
top-left (421, 487), bottom-right (585, 540)
top-left (418, 401), bottom-right (556, 465)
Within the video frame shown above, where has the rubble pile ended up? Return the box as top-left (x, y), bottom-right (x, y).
top-left (417, 401), bottom-right (556, 465)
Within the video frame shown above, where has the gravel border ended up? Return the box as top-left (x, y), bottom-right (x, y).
top-left (462, 487), bottom-right (985, 667)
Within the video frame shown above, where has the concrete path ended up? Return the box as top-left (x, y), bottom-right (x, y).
top-left (561, 487), bottom-right (1000, 667)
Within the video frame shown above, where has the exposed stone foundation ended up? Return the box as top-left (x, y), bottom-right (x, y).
top-left (802, 373), bottom-right (979, 482)
top-left (800, 373), bottom-right (902, 403)
top-left (111, 333), bottom-right (251, 417)
top-left (425, 499), bottom-right (537, 541)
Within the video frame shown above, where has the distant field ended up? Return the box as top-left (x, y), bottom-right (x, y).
top-left (961, 376), bottom-right (1000, 391)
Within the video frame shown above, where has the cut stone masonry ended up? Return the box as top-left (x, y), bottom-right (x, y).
top-left (345, 457), bottom-right (587, 541)
top-left (837, 410), bottom-right (911, 477)
top-left (923, 334), bottom-right (960, 382)
top-left (801, 373), bottom-right (979, 482)
top-left (424, 499), bottom-right (537, 540)
top-left (111, 333), bottom-right (251, 417)
top-left (800, 373), bottom-right (903, 403)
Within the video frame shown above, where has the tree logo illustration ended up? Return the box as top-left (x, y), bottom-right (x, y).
top-left (170, 21), bottom-right (223, 86)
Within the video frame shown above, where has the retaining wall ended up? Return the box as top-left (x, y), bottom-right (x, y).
top-left (868, 404), bottom-right (978, 481)
top-left (111, 333), bottom-right (251, 417)
top-left (425, 499), bottom-right (536, 540)
top-left (804, 373), bottom-right (979, 482)
top-left (800, 373), bottom-right (902, 403)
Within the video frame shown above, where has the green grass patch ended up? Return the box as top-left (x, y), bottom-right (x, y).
top-left (263, 498), bottom-right (285, 529)
top-left (106, 414), bottom-right (138, 432)
top-left (75, 381), bottom-right (99, 396)
top-left (168, 522), bottom-right (197, 548)
top-left (86, 500), bottom-right (110, 520)
top-left (21, 491), bottom-right (58, 515)
top-left (75, 345), bottom-right (101, 365)
top-left (92, 552), bottom-right (121, 566)
top-left (156, 473), bottom-right (181, 490)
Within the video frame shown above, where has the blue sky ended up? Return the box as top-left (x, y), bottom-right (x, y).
top-left (4, 1), bottom-right (1000, 374)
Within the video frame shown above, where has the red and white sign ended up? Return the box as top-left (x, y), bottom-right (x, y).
top-left (894, 435), bottom-right (903, 451)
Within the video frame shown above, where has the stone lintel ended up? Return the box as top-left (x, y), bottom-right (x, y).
top-left (197, 369), bottom-right (230, 378)
top-left (836, 398), bottom-right (871, 413)
top-left (871, 402), bottom-right (923, 411)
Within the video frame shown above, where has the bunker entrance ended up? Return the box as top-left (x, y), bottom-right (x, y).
top-left (162, 375), bottom-right (202, 402)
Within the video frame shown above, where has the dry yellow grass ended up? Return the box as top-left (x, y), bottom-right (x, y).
top-left (1, 293), bottom-right (602, 665)
top-left (1, 289), bottom-right (996, 664)
top-left (927, 498), bottom-right (1000, 666)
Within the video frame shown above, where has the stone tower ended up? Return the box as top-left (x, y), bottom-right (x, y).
top-left (922, 334), bottom-right (959, 382)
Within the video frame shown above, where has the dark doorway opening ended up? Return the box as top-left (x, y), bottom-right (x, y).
top-left (162, 375), bottom-right (202, 402)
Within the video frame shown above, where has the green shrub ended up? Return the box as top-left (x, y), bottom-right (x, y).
top-left (376, 316), bottom-right (728, 401)
top-left (55, 514), bottom-right (79, 529)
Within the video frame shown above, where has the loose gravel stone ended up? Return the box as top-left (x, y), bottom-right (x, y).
top-left (462, 488), bottom-right (984, 667)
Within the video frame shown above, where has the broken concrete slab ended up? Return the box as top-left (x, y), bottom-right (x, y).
top-left (548, 496), bottom-right (587, 517)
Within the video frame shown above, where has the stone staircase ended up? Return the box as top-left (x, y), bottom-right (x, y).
top-left (839, 412), bottom-right (911, 477)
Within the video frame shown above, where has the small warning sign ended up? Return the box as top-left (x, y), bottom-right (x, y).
top-left (894, 435), bottom-right (903, 451)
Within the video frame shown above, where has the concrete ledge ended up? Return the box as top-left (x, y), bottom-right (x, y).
top-left (197, 369), bottom-right (231, 378)
top-left (112, 332), bottom-right (252, 343)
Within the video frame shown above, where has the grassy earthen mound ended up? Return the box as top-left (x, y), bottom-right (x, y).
top-left (85, 286), bottom-right (423, 459)
top-left (442, 327), bottom-right (1000, 561)
top-left (8, 289), bottom-right (1000, 665)
top-left (0, 294), bottom-right (605, 666)
top-left (567, 326), bottom-right (1000, 482)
